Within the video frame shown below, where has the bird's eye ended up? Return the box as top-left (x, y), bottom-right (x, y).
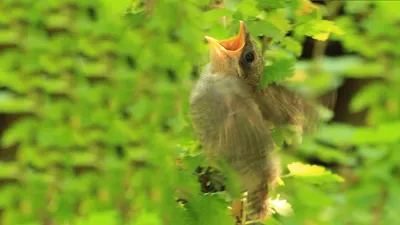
top-left (244, 51), bottom-right (255, 63)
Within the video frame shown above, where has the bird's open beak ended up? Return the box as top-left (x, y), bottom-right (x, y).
top-left (205, 21), bottom-right (247, 61)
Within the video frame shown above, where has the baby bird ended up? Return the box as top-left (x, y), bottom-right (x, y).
top-left (190, 21), bottom-right (333, 221)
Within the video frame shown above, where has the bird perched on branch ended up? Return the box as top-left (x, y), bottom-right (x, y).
top-left (190, 21), bottom-right (335, 222)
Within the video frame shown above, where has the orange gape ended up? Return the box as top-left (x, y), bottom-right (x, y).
top-left (217, 24), bottom-right (245, 51)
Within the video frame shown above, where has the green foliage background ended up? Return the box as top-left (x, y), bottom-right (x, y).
top-left (0, 0), bottom-right (399, 224)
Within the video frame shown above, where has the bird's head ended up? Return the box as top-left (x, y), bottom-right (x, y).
top-left (205, 21), bottom-right (264, 88)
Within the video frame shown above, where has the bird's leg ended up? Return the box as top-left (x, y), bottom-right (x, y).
top-left (245, 219), bottom-right (262, 225)
top-left (241, 192), bottom-right (248, 225)
top-left (232, 192), bottom-right (251, 225)
top-left (232, 200), bottom-right (242, 225)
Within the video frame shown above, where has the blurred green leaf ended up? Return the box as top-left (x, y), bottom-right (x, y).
top-left (76, 210), bottom-right (121, 225)
top-left (0, 92), bottom-right (35, 113)
top-left (287, 162), bottom-right (344, 184)
top-left (0, 162), bottom-right (19, 179)
top-left (282, 37), bottom-right (302, 56)
top-left (350, 82), bottom-right (387, 113)
top-left (2, 119), bottom-right (36, 148)
top-left (247, 20), bottom-right (281, 39)
top-left (297, 19), bottom-right (344, 41)
top-left (257, 0), bottom-right (286, 9)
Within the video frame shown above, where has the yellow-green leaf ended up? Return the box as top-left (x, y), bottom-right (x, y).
top-left (287, 162), bottom-right (344, 183)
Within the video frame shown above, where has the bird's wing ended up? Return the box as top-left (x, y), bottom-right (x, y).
top-left (190, 76), bottom-right (274, 168)
top-left (255, 83), bottom-right (336, 132)
top-left (318, 89), bottom-right (337, 111)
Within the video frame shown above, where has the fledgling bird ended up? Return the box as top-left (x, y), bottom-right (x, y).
top-left (190, 21), bottom-right (334, 221)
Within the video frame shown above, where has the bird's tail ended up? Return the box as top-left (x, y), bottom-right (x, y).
top-left (246, 183), bottom-right (269, 220)
top-left (245, 157), bottom-right (281, 221)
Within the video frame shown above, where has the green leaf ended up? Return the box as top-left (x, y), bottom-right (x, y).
top-left (287, 162), bottom-right (344, 183)
top-left (297, 19), bottom-right (344, 41)
top-left (1, 119), bottom-right (36, 148)
top-left (0, 30), bottom-right (19, 46)
top-left (350, 122), bottom-right (400, 145)
top-left (350, 82), bottom-right (387, 113)
top-left (185, 194), bottom-right (235, 225)
top-left (314, 123), bottom-right (355, 146)
top-left (344, 1), bottom-right (372, 14)
top-left (257, 0), bottom-right (286, 9)
top-left (236, 0), bottom-right (262, 18)
top-left (130, 211), bottom-right (163, 225)
top-left (294, 181), bottom-right (334, 207)
top-left (299, 138), bottom-right (356, 166)
top-left (265, 11), bottom-right (292, 38)
top-left (100, 0), bottom-right (131, 18)
top-left (282, 37), bottom-right (302, 56)
top-left (45, 13), bottom-right (71, 30)
top-left (30, 76), bottom-right (69, 94)
top-left (247, 20), bottom-right (282, 39)
top-left (263, 217), bottom-right (283, 225)
top-left (345, 62), bottom-right (385, 78)
top-left (0, 184), bottom-right (19, 208)
top-left (0, 92), bottom-right (35, 113)
top-left (0, 71), bottom-right (28, 93)
top-left (261, 58), bottom-right (295, 87)
top-left (0, 162), bottom-right (19, 179)
top-left (203, 8), bottom-right (233, 23)
top-left (76, 210), bottom-right (121, 225)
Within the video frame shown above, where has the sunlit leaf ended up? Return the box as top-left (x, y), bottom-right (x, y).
top-left (287, 162), bottom-right (344, 183)
top-left (296, 0), bottom-right (318, 16)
